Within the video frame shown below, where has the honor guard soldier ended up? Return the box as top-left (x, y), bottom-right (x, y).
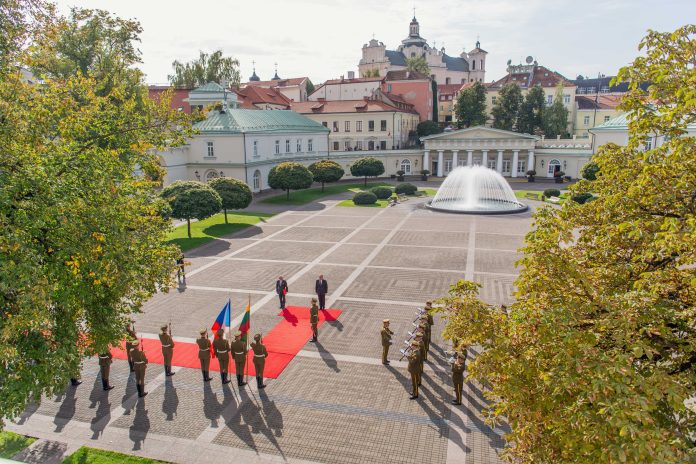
top-left (197, 328), bottom-right (212, 382)
top-left (309, 298), bottom-right (319, 342)
top-left (213, 329), bottom-right (231, 384)
top-left (380, 319), bottom-right (394, 365)
top-left (452, 353), bottom-right (466, 405)
top-left (230, 331), bottom-right (248, 387)
top-left (125, 328), bottom-right (138, 373)
top-left (407, 340), bottom-right (421, 399)
top-left (414, 333), bottom-right (425, 385)
top-left (251, 333), bottom-right (268, 389)
top-left (131, 339), bottom-right (148, 397)
top-left (419, 314), bottom-right (431, 357)
top-left (159, 325), bottom-right (175, 377)
top-left (98, 351), bottom-right (115, 391)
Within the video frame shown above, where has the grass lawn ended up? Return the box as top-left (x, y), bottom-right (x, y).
top-left (514, 190), bottom-right (544, 201)
top-left (262, 182), bottom-right (393, 205)
top-left (63, 447), bottom-right (170, 463)
top-left (167, 211), bottom-right (273, 252)
top-left (337, 199), bottom-right (391, 208)
top-left (0, 431), bottom-right (36, 459)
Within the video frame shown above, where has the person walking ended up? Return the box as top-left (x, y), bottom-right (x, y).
top-left (196, 328), bottom-right (213, 382)
top-left (98, 351), bottom-right (115, 391)
top-left (230, 331), bottom-right (248, 387)
top-left (315, 274), bottom-right (328, 310)
top-left (276, 276), bottom-right (288, 309)
top-left (380, 319), bottom-right (394, 365)
top-left (407, 340), bottom-right (421, 399)
top-left (250, 333), bottom-right (268, 389)
top-left (309, 298), bottom-right (319, 343)
top-left (213, 329), bottom-right (231, 384)
top-left (451, 353), bottom-right (466, 405)
top-left (131, 339), bottom-right (148, 397)
top-left (176, 253), bottom-right (185, 281)
top-left (159, 324), bottom-right (175, 377)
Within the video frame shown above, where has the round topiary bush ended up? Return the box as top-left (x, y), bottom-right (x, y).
top-left (571, 192), bottom-right (593, 204)
top-left (353, 191), bottom-right (378, 205)
top-left (543, 188), bottom-right (561, 198)
top-left (395, 183), bottom-right (418, 195)
top-left (370, 186), bottom-right (393, 199)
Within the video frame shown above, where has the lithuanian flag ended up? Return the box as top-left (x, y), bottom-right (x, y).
top-left (238, 297), bottom-right (251, 344)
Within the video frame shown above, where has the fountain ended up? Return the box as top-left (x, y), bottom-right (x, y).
top-left (427, 165), bottom-right (528, 214)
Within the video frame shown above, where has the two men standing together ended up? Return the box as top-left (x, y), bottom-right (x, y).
top-left (275, 274), bottom-right (328, 311)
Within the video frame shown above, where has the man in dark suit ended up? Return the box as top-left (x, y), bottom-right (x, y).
top-left (276, 276), bottom-right (288, 309)
top-left (315, 274), bottom-right (328, 310)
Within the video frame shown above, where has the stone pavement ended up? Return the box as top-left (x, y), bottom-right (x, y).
top-left (8, 193), bottom-right (535, 464)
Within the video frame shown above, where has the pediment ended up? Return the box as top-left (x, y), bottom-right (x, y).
top-left (421, 126), bottom-right (538, 142)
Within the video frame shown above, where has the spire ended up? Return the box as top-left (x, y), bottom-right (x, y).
top-left (272, 62), bottom-right (280, 81)
top-left (249, 60), bottom-right (260, 82)
top-left (409, 10), bottom-right (420, 37)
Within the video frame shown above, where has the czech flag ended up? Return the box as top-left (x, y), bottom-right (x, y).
top-left (211, 299), bottom-right (231, 338)
top-left (238, 298), bottom-right (251, 344)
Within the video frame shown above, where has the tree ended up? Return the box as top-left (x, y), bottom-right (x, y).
top-left (417, 120), bottom-right (442, 137)
top-left (435, 25), bottom-right (696, 463)
top-left (308, 160), bottom-right (344, 192)
top-left (305, 79), bottom-right (315, 96)
top-left (350, 157), bottom-right (385, 186)
top-left (517, 85), bottom-right (545, 134)
top-left (542, 83), bottom-right (570, 138)
top-left (160, 181), bottom-right (222, 238)
top-left (405, 56), bottom-right (430, 75)
top-left (0, 3), bottom-right (194, 427)
top-left (268, 162), bottom-right (313, 199)
top-left (362, 68), bottom-right (381, 78)
top-left (455, 81), bottom-right (487, 128)
top-left (169, 50), bottom-right (241, 88)
top-left (491, 83), bottom-right (523, 130)
top-left (581, 161), bottom-right (600, 181)
top-left (208, 177), bottom-right (252, 224)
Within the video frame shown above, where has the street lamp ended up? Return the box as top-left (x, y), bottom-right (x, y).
top-left (194, 170), bottom-right (200, 180)
top-left (219, 170), bottom-right (224, 177)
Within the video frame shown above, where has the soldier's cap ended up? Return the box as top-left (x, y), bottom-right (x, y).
top-left (383, 319), bottom-right (390, 323)
top-left (254, 333), bottom-right (262, 341)
top-left (161, 325), bottom-right (168, 331)
top-left (199, 328), bottom-right (207, 335)
top-left (234, 330), bottom-right (242, 337)
top-left (127, 335), bottom-right (138, 342)
top-left (216, 328), bottom-right (224, 336)
top-left (415, 332), bottom-right (423, 338)
top-left (425, 301), bottom-right (432, 306)
top-left (311, 297), bottom-right (317, 303)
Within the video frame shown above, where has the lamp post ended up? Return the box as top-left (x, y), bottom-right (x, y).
top-left (219, 170), bottom-right (224, 177)
top-left (194, 170), bottom-right (200, 180)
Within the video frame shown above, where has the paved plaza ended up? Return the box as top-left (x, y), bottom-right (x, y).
top-left (8, 192), bottom-right (537, 464)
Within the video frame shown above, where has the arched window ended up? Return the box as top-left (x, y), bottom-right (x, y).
top-left (205, 170), bottom-right (219, 182)
top-left (547, 159), bottom-right (561, 177)
top-left (400, 159), bottom-right (411, 174)
top-left (252, 170), bottom-right (261, 190)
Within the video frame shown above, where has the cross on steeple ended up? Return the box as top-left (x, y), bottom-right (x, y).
top-left (413, 6), bottom-right (416, 17)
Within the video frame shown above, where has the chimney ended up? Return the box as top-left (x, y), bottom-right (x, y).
top-left (347, 71), bottom-right (355, 79)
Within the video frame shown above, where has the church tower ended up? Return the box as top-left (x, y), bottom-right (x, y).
top-left (409, 16), bottom-right (420, 37)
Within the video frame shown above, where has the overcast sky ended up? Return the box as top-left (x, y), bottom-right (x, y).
top-left (54, 0), bottom-right (694, 85)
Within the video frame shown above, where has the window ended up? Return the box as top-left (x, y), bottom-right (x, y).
top-left (502, 159), bottom-right (511, 174)
top-left (380, 120), bottom-right (387, 131)
top-left (401, 159), bottom-right (412, 174)
top-left (322, 121), bottom-right (328, 127)
top-left (332, 121), bottom-right (338, 132)
top-left (356, 141), bottom-right (363, 150)
top-left (344, 140), bottom-right (350, 150)
top-left (368, 141), bottom-right (374, 150)
top-left (583, 116), bottom-right (590, 126)
top-left (308, 139), bottom-right (313, 152)
top-left (275, 140), bottom-right (280, 154)
top-left (604, 115), bottom-right (611, 122)
top-left (206, 141), bottom-right (214, 157)
top-left (445, 77), bottom-right (451, 84)
top-left (252, 170), bottom-right (261, 190)
top-left (547, 95), bottom-right (553, 105)
top-left (253, 140), bottom-right (258, 157)
top-left (472, 60), bottom-right (476, 70)
top-left (368, 120), bottom-right (375, 132)
top-left (296, 139), bottom-right (302, 152)
top-left (333, 141), bottom-right (339, 151)
top-left (356, 121), bottom-right (363, 132)
top-left (444, 159), bottom-right (452, 173)
top-left (440, 105), bottom-right (444, 111)
top-left (345, 121), bottom-right (350, 132)
top-left (548, 159), bottom-right (561, 177)
top-left (487, 159), bottom-right (497, 170)
top-left (517, 159), bottom-right (526, 174)
top-left (380, 141), bottom-right (386, 150)
top-left (285, 139), bottom-right (291, 153)
top-left (563, 94), bottom-right (570, 104)
top-left (205, 170), bottom-right (219, 182)
top-left (645, 138), bottom-right (653, 150)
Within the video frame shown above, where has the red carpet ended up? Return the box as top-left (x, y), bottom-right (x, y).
top-left (109, 306), bottom-right (341, 379)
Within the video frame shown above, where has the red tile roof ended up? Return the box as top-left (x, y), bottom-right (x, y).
top-left (244, 77), bottom-right (308, 87)
top-left (234, 86), bottom-right (291, 109)
top-left (291, 99), bottom-right (418, 115)
top-left (322, 76), bottom-right (384, 85)
top-left (575, 94), bottom-right (622, 110)
top-left (437, 84), bottom-right (462, 96)
top-left (148, 86), bottom-right (192, 113)
top-left (490, 65), bottom-right (574, 89)
top-left (384, 70), bottom-right (429, 81)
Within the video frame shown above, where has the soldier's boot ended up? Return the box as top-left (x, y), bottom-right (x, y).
top-left (201, 370), bottom-right (208, 381)
top-left (237, 374), bottom-right (247, 387)
top-left (166, 365), bottom-right (175, 377)
top-left (70, 378), bottom-right (82, 387)
top-left (205, 371), bottom-right (212, 382)
top-left (137, 384), bottom-right (148, 398)
top-left (222, 373), bottom-right (231, 385)
top-left (102, 378), bottom-right (114, 391)
top-left (256, 376), bottom-right (266, 389)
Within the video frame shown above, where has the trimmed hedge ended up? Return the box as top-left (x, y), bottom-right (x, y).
top-left (571, 192), bottom-right (593, 204)
top-left (395, 183), bottom-right (418, 195)
top-left (370, 186), bottom-right (393, 199)
top-left (353, 191), bottom-right (378, 205)
top-left (543, 188), bottom-right (561, 198)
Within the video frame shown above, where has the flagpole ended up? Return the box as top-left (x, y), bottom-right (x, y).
top-left (244, 294), bottom-right (250, 384)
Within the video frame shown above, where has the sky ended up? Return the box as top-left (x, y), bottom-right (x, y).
top-left (53, 0), bottom-right (695, 85)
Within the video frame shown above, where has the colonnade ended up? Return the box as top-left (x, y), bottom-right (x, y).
top-left (422, 149), bottom-right (535, 177)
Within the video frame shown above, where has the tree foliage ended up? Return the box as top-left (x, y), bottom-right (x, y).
top-left (168, 50), bottom-right (241, 88)
top-left (362, 68), bottom-right (381, 78)
top-left (517, 85), bottom-right (545, 135)
top-left (350, 157), bottom-right (385, 186)
top-left (160, 181), bottom-right (222, 238)
top-left (308, 160), bottom-right (344, 192)
top-left (208, 177), bottom-right (252, 224)
top-left (455, 81), bottom-right (487, 128)
top-left (416, 120), bottom-right (441, 137)
top-left (268, 162), bottom-right (313, 199)
top-left (542, 84), bottom-right (570, 138)
top-left (305, 79), bottom-right (315, 95)
top-left (0, 2), bottom-right (194, 427)
top-left (435, 26), bottom-right (695, 463)
top-left (491, 83), bottom-right (523, 131)
top-left (405, 56), bottom-right (430, 75)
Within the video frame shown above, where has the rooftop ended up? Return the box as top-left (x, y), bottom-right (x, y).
top-left (384, 70), bottom-right (429, 81)
top-left (575, 94), bottom-right (623, 110)
top-left (191, 82), bottom-right (226, 93)
top-left (490, 65), bottom-right (573, 89)
top-left (234, 86), bottom-right (291, 109)
top-left (244, 77), bottom-right (308, 88)
top-left (291, 99), bottom-right (418, 115)
top-left (195, 108), bottom-right (329, 134)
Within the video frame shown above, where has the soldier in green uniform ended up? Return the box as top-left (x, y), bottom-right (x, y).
top-left (414, 332), bottom-right (425, 385)
top-left (419, 316), bottom-right (431, 360)
top-left (130, 339), bottom-right (148, 397)
top-left (380, 319), bottom-right (394, 365)
top-left (98, 351), bottom-right (115, 391)
top-left (250, 333), bottom-right (268, 389)
top-left (197, 328), bottom-right (212, 382)
top-left (159, 325), bottom-right (175, 377)
top-left (407, 340), bottom-right (421, 399)
top-left (125, 328), bottom-right (138, 373)
top-left (230, 331), bottom-right (248, 387)
top-left (451, 352), bottom-right (466, 405)
top-left (309, 298), bottom-right (319, 342)
top-left (213, 329), bottom-right (231, 384)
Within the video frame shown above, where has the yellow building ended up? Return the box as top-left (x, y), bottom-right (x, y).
top-left (437, 84), bottom-right (462, 126)
top-left (573, 94), bottom-right (623, 137)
